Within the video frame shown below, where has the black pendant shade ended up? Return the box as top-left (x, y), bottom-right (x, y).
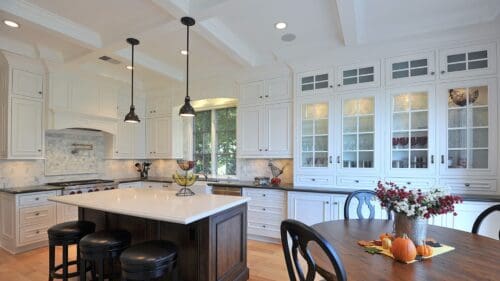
top-left (125, 37), bottom-right (140, 123)
top-left (179, 17), bottom-right (196, 117)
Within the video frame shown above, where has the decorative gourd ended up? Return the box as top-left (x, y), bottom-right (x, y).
top-left (379, 232), bottom-right (393, 241)
top-left (391, 234), bottom-right (417, 262)
top-left (416, 241), bottom-right (433, 257)
top-left (382, 237), bottom-right (392, 250)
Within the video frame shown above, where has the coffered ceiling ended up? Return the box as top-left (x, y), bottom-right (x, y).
top-left (0, 0), bottom-right (499, 90)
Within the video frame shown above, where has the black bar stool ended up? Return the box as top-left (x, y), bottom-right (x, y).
top-left (79, 230), bottom-right (131, 281)
top-left (47, 220), bottom-right (96, 281)
top-left (120, 240), bottom-right (178, 281)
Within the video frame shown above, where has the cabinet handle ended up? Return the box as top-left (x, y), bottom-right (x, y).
top-left (35, 213), bottom-right (39, 216)
top-left (115, 151), bottom-right (119, 153)
top-left (407, 182), bottom-right (412, 185)
top-left (441, 155), bottom-right (445, 164)
top-left (259, 149), bottom-right (262, 151)
top-left (430, 71), bottom-right (435, 75)
top-left (311, 178), bottom-right (316, 182)
top-left (35, 197), bottom-right (39, 201)
top-left (464, 183), bottom-right (471, 187)
top-left (325, 201), bottom-right (329, 204)
top-left (333, 202), bottom-right (338, 205)
top-left (36, 230), bottom-right (40, 234)
top-left (328, 156), bottom-right (332, 164)
top-left (262, 208), bottom-right (266, 211)
top-left (38, 91), bottom-right (42, 95)
top-left (431, 155), bottom-right (435, 164)
top-left (38, 149), bottom-right (42, 152)
top-left (262, 225), bottom-right (266, 228)
top-left (336, 156), bottom-right (340, 164)
top-left (262, 194), bottom-right (266, 197)
top-left (265, 95), bottom-right (269, 98)
top-left (259, 96), bottom-right (263, 99)
top-left (441, 70), bottom-right (445, 74)
top-left (264, 149), bottom-right (268, 151)
top-left (337, 84), bottom-right (341, 87)
top-left (329, 85), bottom-right (333, 88)
top-left (354, 180), bottom-right (359, 183)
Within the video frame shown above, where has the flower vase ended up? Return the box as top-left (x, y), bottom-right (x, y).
top-left (394, 213), bottom-right (428, 245)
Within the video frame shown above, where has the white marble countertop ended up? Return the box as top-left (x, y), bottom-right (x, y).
top-left (49, 188), bottom-right (250, 224)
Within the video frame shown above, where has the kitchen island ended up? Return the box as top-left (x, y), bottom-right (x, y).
top-left (50, 188), bottom-right (250, 281)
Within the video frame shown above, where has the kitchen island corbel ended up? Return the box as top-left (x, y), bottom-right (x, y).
top-left (50, 188), bottom-right (250, 281)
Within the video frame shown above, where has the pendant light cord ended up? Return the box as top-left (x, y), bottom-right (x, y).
top-left (131, 43), bottom-right (135, 107)
top-left (186, 25), bottom-right (190, 100)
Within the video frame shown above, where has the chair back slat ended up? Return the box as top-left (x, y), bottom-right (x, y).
top-left (281, 219), bottom-right (347, 281)
top-left (345, 190), bottom-right (390, 220)
top-left (471, 204), bottom-right (500, 239)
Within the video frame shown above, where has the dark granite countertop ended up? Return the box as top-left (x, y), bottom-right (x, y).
top-left (208, 181), bottom-right (500, 202)
top-left (114, 177), bottom-right (173, 184)
top-left (0, 185), bottom-right (63, 194)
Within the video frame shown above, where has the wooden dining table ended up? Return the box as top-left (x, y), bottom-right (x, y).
top-left (310, 220), bottom-right (500, 281)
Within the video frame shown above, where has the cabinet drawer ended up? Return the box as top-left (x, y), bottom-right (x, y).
top-left (248, 209), bottom-right (284, 224)
top-left (385, 178), bottom-right (435, 189)
top-left (439, 179), bottom-right (497, 193)
top-left (248, 222), bottom-right (280, 238)
top-left (336, 176), bottom-right (379, 188)
top-left (19, 205), bottom-right (56, 227)
top-left (295, 175), bottom-right (334, 187)
top-left (18, 191), bottom-right (58, 207)
top-left (243, 189), bottom-right (285, 206)
top-left (19, 225), bottom-right (49, 245)
top-left (248, 205), bottom-right (285, 216)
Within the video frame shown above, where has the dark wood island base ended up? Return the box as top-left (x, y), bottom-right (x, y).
top-left (79, 203), bottom-right (249, 281)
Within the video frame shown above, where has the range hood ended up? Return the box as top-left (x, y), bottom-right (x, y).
top-left (47, 110), bottom-right (118, 135)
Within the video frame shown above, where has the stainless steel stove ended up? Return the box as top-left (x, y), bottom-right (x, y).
top-left (48, 179), bottom-right (117, 195)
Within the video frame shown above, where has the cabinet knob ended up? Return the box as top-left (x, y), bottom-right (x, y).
top-left (329, 85), bottom-right (333, 88)
top-left (430, 71), bottom-right (435, 75)
top-left (264, 149), bottom-right (268, 151)
top-left (115, 151), bottom-right (119, 153)
top-left (325, 201), bottom-right (329, 204)
top-left (262, 194), bottom-right (266, 197)
top-left (311, 178), bottom-right (316, 181)
top-left (354, 180), bottom-right (359, 183)
top-left (38, 149), bottom-right (42, 152)
top-left (336, 156), bottom-right (340, 164)
top-left (431, 155), bottom-right (435, 164)
top-left (259, 96), bottom-right (263, 99)
top-left (262, 208), bottom-right (266, 211)
top-left (337, 84), bottom-right (341, 87)
top-left (262, 225), bottom-right (266, 228)
top-left (265, 95), bottom-right (269, 98)
top-left (407, 182), bottom-right (412, 185)
top-left (441, 70), bottom-right (445, 74)
top-left (35, 212), bottom-right (39, 216)
top-left (464, 183), bottom-right (471, 187)
top-left (333, 202), bottom-right (338, 205)
top-left (36, 230), bottom-right (40, 234)
top-left (259, 149), bottom-right (262, 151)
top-left (38, 91), bottom-right (42, 95)
top-left (35, 197), bottom-right (39, 201)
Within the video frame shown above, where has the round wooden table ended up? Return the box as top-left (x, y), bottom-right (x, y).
top-left (310, 220), bottom-right (500, 281)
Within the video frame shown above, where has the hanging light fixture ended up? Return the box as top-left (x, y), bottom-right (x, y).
top-left (124, 38), bottom-right (140, 123)
top-left (179, 17), bottom-right (196, 117)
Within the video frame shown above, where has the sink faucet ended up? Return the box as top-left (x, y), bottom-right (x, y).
top-left (202, 169), bottom-right (208, 181)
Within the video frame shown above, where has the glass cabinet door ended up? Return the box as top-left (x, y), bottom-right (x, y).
top-left (341, 97), bottom-right (375, 169)
top-left (445, 84), bottom-right (491, 171)
top-left (390, 90), bottom-right (432, 172)
top-left (300, 102), bottom-right (330, 169)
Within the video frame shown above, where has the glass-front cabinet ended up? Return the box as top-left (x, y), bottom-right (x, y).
top-left (336, 62), bottom-right (380, 91)
top-left (388, 86), bottom-right (436, 176)
top-left (297, 70), bottom-right (333, 96)
top-left (439, 43), bottom-right (496, 79)
top-left (297, 97), bottom-right (332, 172)
top-left (439, 78), bottom-right (497, 176)
top-left (337, 93), bottom-right (380, 175)
top-left (385, 52), bottom-right (436, 86)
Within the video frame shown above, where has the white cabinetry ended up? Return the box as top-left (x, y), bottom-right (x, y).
top-left (438, 43), bottom-right (496, 79)
top-left (0, 190), bottom-right (59, 254)
top-left (146, 95), bottom-right (171, 118)
top-left (146, 116), bottom-right (180, 159)
top-left (336, 62), bottom-right (380, 91)
top-left (239, 77), bottom-right (291, 105)
top-left (385, 52), bottom-right (436, 86)
top-left (297, 70), bottom-right (333, 96)
top-left (287, 191), bottom-right (346, 226)
top-left (238, 103), bottom-right (292, 158)
top-left (0, 52), bottom-right (45, 159)
top-left (243, 188), bottom-right (285, 242)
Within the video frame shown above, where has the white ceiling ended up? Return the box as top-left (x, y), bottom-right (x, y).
top-left (0, 0), bottom-right (499, 90)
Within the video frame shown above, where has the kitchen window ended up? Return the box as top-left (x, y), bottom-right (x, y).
top-left (193, 107), bottom-right (237, 176)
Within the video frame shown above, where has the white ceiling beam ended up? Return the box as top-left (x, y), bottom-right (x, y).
top-left (0, 0), bottom-right (102, 49)
top-left (334, 0), bottom-right (359, 46)
top-left (0, 36), bottom-right (38, 58)
top-left (151, 0), bottom-right (259, 67)
top-left (115, 48), bottom-right (184, 81)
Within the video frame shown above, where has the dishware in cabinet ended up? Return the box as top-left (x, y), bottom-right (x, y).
top-left (438, 42), bottom-right (496, 80)
top-left (335, 61), bottom-right (380, 91)
top-left (294, 96), bottom-right (334, 178)
top-left (437, 78), bottom-right (497, 176)
top-left (387, 85), bottom-right (437, 176)
top-left (385, 51), bottom-right (436, 86)
top-left (296, 69), bottom-right (333, 96)
top-left (334, 91), bottom-right (382, 175)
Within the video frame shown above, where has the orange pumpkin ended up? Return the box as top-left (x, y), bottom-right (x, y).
top-left (379, 232), bottom-right (393, 241)
top-left (416, 242), bottom-right (433, 257)
top-left (391, 234), bottom-right (417, 262)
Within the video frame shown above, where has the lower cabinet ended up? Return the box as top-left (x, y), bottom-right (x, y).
top-left (287, 191), bottom-right (346, 226)
top-left (0, 190), bottom-right (59, 254)
top-left (242, 188), bottom-right (286, 242)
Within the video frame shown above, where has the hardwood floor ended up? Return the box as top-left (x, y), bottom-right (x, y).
top-left (0, 240), bottom-right (288, 281)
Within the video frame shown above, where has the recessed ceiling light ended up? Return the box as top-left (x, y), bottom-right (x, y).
top-left (275, 22), bottom-right (287, 30)
top-left (180, 50), bottom-right (188, 55)
top-left (3, 20), bottom-right (19, 28)
top-left (126, 65), bottom-right (133, 70)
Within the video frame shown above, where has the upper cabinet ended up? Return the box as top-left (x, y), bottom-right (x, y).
top-left (12, 69), bottom-right (43, 99)
top-left (146, 95), bottom-right (171, 118)
top-left (438, 43), bottom-right (497, 79)
top-left (239, 77), bottom-right (291, 106)
top-left (297, 70), bottom-right (333, 96)
top-left (438, 78), bottom-right (497, 177)
top-left (386, 52), bottom-right (436, 86)
top-left (0, 52), bottom-right (45, 159)
top-left (336, 62), bottom-right (380, 91)
top-left (387, 85), bottom-right (436, 177)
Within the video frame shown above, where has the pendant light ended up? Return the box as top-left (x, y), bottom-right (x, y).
top-left (179, 17), bottom-right (196, 117)
top-left (124, 38), bottom-right (140, 123)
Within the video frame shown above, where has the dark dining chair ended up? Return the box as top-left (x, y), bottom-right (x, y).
top-left (344, 189), bottom-right (391, 220)
top-left (471, 204), bottom-right (500, 239)
top-left (280, 219), bottom-right (347, 281)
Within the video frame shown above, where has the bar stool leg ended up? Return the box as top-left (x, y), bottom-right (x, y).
top-left (97, 258), bottom-right (104, 281)
top-left (79, 258), bottom-right (87, 281)
top-left (48, 244), bottom-right (55, 281)
top-left (62, 244), bottom-right (68, 280)
top-left (76, 244), bottom-right (80, 273)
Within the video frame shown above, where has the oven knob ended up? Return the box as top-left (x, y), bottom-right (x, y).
top-left (69, 191), bottom-right (75, 195)
top-left (88, 190), bottom-right (93, 193)
top-left (95, 189), bottom-right (99, 192)
top-left (77, 191), bottom-right (82, 194)
top-left (110, 187), bottom-right (115, 190)
top-left (104, 187), bottom-right (109, 190)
